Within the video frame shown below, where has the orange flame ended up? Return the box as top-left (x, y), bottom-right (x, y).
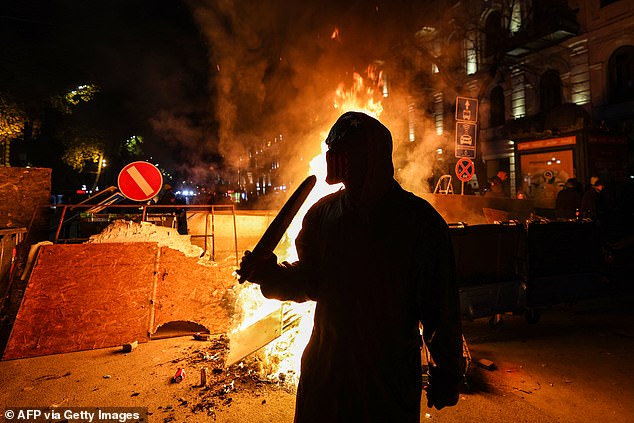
top-left (334, 66), bottom-right (384, 117)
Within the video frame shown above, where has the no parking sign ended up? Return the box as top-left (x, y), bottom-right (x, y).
top-left (455, 157), bottom-right (475, 182)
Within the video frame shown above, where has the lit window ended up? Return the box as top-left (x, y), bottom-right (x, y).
top-left (464, 33), bottom-right (478, 75)
top-left (434, 93), bottom-right (444, 135)
top-left (510, 1), bottom-right (522, 34)
top-left (408, 102), bottom-right (416, 142)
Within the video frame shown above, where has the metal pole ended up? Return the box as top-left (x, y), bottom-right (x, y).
top-left (54, 206), bottom-right (68, 243)
top-left (232, 206), bottom-right (238, 268)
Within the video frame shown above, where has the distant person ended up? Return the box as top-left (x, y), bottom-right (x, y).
top-left (238, 112), bottom-right (463, 422)
top-left (158, 184), bottom-right (188, 234)
top-left (497, 170), bottom-right (511, 197)
top-left (158, 184), bottom-right (176, 208)
top-left (485, 176), bottom-right (504, 197)
top-left (581, 177), bottom-right (604, 221)
top-left (555, 178), bottom-right (582, 220)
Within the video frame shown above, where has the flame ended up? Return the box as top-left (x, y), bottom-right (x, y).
top-left (233, 68), bottom-right (383, 387)
top-left (334, 66), bottom-right (384, 117)
top-left (331, 27), bottom-right (340, 40)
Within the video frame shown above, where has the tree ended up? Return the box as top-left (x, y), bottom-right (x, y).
top-left (0, 97), bottom-right (27, 166)
top-left (60, 128), bottom-right (107, 190)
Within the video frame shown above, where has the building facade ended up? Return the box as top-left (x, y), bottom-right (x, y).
top-left (455, 0), bottom-right (633, 203)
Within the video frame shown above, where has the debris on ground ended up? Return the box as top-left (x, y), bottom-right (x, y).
top-left (165, 335), bottom-right (295, 419)
top-left (122, 341), bottom-right (138, 353)
top-left (477, 358), bottom-right (496, 371)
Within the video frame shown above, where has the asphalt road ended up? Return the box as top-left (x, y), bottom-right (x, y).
top-left (446, 293), bottom-right (634, 422)
top-left (1, 293), bottom-right (633, 422)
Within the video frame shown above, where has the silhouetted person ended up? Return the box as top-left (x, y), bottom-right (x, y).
top-left (496, 170), bottom-right (511, 197)
top-left (555, 178), bottom-right (582, 220)
top-left (157, 183), bottom-right (176, 211)
top-left (158, 184), bottom-right (188, 234)
top-left (581, 176), bottom-right (604, 221)
top-left (485, 175), bottom-right (504, 197)
top-left (238, 112), bottom-right (463, 422)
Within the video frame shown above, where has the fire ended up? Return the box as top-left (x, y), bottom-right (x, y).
top-left (334, 65), bottom-right (384, 118)
top-left (232, 69), bottom-right (383, 387)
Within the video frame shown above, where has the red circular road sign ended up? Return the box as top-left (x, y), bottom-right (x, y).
top-left (117, 161), bottom-right (163, 201)
top-left (455, 158), bottom-right (475, 182)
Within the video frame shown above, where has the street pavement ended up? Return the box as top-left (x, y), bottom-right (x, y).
top-left (1, 293), bottom-right (633, 422)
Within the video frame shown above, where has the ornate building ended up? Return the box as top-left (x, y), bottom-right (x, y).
top-left (413, 0), bottom-right (633, 203)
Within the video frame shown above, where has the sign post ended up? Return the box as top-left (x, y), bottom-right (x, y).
top-left (455, 122), bottom-right (477, 159)
top-left (455, 157), bottom-right (475, 196)
top-left (117, 161), bottom-right (163, 202)
top-left (455, 96), bottom-right (479, 194)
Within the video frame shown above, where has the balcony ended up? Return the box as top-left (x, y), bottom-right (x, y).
top-left (506, 3), bottom-right (579, 57)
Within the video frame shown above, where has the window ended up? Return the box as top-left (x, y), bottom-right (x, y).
top-left (434, 93), bottom-right (444, 135)
top-left (490, 86), bottom-right (506, 127)
top-left (485, 11), bottom-right (504, 58)
top-left (510, 1), bottom-right (522, 34)
top-left (540, 70), bottom-right (563, 114)
top-left (608, 45), bottom-right (634, 104)
top-left (464, 32), bottom-right (478, 75)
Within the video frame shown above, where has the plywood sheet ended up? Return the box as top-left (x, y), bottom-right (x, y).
top-left (152, 247), bottom-right (235, 335)
top-left (3, 243), bottom-right (158, 360)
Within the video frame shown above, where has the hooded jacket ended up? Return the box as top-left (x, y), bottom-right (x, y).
top-left (258, 112), bottom-right (463, 422)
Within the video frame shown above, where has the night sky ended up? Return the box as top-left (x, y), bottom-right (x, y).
top-left (1, 0), bottom-right (435, 190)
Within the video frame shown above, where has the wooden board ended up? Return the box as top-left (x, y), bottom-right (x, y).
top-left (152, 247), bottom-right (235, 336)
top-left (3, 243), bottom-right (158, 360)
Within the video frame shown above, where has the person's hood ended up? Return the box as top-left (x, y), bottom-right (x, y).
top-left (325, 111), bottom-right (395, 206)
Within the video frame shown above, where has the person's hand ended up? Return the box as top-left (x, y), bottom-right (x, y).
top-left (424, 368), bottom-right (460, 410)
top-left (236, 250), bottom-right (278, 284)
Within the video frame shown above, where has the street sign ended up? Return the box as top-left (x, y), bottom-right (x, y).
top-left (117, 161), bottom-right (163, 202)
top-left (455, 121), bottom-right (477, 159)
top-left (455, 96), bottom-right (478, 123)
top-left (455, 157), bottom-right (475, 182)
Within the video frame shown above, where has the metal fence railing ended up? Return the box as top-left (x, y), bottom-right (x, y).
top-left (52, 203), bottom-right (238, 264)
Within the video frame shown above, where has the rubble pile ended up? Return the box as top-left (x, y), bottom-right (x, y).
top-left (165, 336), bottom-right (292, 420)
top-left (87, 220), bottom-right (205, 259)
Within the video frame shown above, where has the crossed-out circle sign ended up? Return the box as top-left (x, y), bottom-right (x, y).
top-left (117, 161), bottom-right (163, 201)
top-left (455, 157), bottom-right (475, 182)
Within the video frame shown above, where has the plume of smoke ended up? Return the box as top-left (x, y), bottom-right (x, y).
top-left (188, 0), bottom-right (418, 165)
top-left (186, 0), bottom-right (457, 200)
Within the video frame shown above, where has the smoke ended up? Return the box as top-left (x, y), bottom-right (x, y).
top-left (185, 0), bottom-right (449, 195)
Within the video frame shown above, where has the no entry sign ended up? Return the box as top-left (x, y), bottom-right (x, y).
top-left (455, 157), bottom-right (475, 182)
top-left (117, 161), bottom-right (163, 201)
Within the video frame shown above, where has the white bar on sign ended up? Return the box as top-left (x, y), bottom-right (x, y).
top-left (127, 166), bottom-right (154, 195)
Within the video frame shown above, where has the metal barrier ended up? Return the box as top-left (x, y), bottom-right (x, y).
top-left (525, 220), bottom-right (605, 307)
top-left (52, 203), bottom-right (238, 265)
top-left (449, 221), bottom-right (527, 320)
top-left (449, 220), bottom-right (608, 323)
